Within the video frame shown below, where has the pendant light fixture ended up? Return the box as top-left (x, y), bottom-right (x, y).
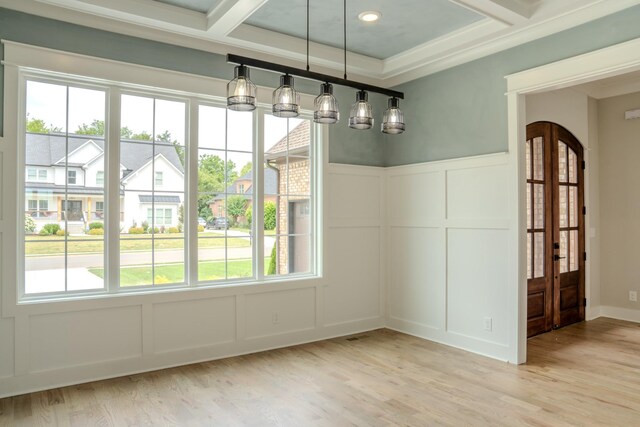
top-left (224, 0), bottom-right (405, 134)
top-left (227, 65), bottom-right (257, 111)
top-left (382, 98), bottom-right (405, 134)
top-left (314, 83), bottom-right (339, 123)
top-left (349, 90), bottom-right (374, 129)
top-left (272, 74), bottom-right (300, 117)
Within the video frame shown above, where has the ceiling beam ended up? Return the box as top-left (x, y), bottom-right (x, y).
top-left (206, 0), bottom-right (267, 36)
top-left (449, 0), bottom-right (532, 25)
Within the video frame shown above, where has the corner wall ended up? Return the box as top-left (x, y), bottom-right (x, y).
top-left (598, 91), bottom-right (640, 321)
top-left (385, 152), bottom-right (515, 361)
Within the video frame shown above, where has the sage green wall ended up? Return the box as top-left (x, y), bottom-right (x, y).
top-left (385, 5), bottom-right (640, 166)
top-left (0, 7), bottom-right (386, 166)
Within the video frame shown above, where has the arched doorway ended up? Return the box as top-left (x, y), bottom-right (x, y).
top-left (526, 122), bottom-right (585, 337)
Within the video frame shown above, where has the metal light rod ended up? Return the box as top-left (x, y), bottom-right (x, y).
top-left (227, 54), bottom-right (404, 99)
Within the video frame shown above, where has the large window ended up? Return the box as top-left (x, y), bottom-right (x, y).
top-left (20, 73), bottom-right (318, 298)
top-left (23, 79), bottom-right (106, 294)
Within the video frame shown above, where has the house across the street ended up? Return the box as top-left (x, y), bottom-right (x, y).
top-left (24, 133), bottom-right (185, 233)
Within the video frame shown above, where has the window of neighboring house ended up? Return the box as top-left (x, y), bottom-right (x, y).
top-left (146, 208), bottom-right (172, 226)
top-left (28, 200), bottom-right (48, 218)
top-left (38, 169), bottom-right (47, 180)
top-left (67, 170), bottom-right (77, 184)
top-left (95, 201), bottom-right (104, 219)
top-left (18, 61), bottom-right (318, 300)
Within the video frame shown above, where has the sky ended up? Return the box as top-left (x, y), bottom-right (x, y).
top-left (27, 80), bottom-right (305, 169)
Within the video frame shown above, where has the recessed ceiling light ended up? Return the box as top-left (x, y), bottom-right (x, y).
top-left (358, 11), bottom-right (381, 22)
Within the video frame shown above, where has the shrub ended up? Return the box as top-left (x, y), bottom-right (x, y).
top-left (88, 222), bottom-right (103, 230)
top-left (264, 201), bottom-right (276, 230)
top-left (128, 226), bottom-right (144, 234)
top-left (267, 243), bottom-right (277, 275)
top-left (146, 227), bottom-right (160, 234)
top-left (246, 205), bottom-right (252, 226)
top-left (24, 215), bottom-right (36, 233)
top-left (154, 275), bottom-right (170, 284)
top-left (39, 229), bottom-right (50, 236)
top-left (87, 228), bottom-right (104, 235)
top-left (42, 223), bottom-right (61, 235)
top-left (55, 229), bottom-right (67, 236)
top-left (197, 225), bottom-right (205, 232)
top-left (167, 227), bottom-right (179, 233)
top-left (141, 221), bottom-right (149, 233)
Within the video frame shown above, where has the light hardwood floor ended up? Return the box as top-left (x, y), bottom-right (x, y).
top-left (1, 317), bottom-right (639, 426)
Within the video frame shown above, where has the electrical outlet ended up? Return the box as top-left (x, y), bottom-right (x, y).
top-left (630, 291), bottom-right (638, 302)
top-left (272, 312), bottom-right (279, 324)
top-left (483, 317), bottom-right (492, 331)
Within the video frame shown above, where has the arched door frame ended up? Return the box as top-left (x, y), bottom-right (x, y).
top-left (505, 37), bottom-right (640, 364)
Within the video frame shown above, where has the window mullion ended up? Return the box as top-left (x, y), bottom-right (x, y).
top-left (255, 110), bottom-right (265, 279)
top-left (187, 99), bottom-right (198, 286)
top-left (106, 87), bottom-right (121, 292)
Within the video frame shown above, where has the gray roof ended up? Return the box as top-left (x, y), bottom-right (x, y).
top-left (139, 195), bottom-right (181, 203)
top-left (25, 133), bottom-right (185, 176)
top-left (211, 167), bottom-right (277, 201)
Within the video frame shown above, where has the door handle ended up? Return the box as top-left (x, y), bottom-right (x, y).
top-left (554, 255), bottom-right (566, 261)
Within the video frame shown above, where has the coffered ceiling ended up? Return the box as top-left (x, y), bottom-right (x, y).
top-left (4, 0), bottom-right (640, 86)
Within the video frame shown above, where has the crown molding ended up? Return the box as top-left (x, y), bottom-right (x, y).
top-left (0, 0), bottom-right (637, 88)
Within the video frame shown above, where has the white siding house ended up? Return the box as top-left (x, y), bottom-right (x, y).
top-left (25, 133), bottom-right (184, 233)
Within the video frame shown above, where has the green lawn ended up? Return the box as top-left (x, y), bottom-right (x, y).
top-left (89, 258), bottom-right (271, 286)
top-left (25, 232), bottom-right (250, 256)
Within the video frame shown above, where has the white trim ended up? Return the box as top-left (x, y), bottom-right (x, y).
top-left (597, 306), bottom-right (640, 323)
top-left (54, 139), bottom-right (102, 165)
top-left (505, 36), bottom-right (640, 364)
top-left (120, 152), bottom-right (184, 184)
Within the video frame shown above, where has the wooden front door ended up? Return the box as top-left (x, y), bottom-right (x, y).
top-left (526, 122), bottom-right (585, 338)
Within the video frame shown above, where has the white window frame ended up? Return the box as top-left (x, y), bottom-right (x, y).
top-left (67, 169), bottom-right (77, 184)
top-left (154, 171), bottom-right (163, 186)
top-left (27, 168), bottom-right (36, 180)
top-left (2, 41), bottom-right (324, 310)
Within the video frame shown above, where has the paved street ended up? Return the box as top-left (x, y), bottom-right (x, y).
top-left (25, 235), bottom-right (275, 270)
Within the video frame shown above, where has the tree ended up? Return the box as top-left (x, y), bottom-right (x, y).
top-left (226, 195), bottom-right (247, 226)
top-left (240, 162), bottom-right (252, 177)
top-left (157, 130), bottom-right (185, 167)
top-left (75, 119), bottom-right (105, 136)
top-left (264, 201), bottom-right (276, 230)
top-left (26, 114), bottom-right (62, 134)
top-left (197, 154), bottom-right (238, 220)
top-left (131, 131), bottom-right (152, 141)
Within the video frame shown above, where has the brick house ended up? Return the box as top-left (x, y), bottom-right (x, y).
top-left (264, 121), bottom-right (311, 275)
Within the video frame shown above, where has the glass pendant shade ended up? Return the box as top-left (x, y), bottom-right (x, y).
top-left (382, 98), bottom-right (405, 134)
top-left (227, 65), bottom-right (257, 111)
top-left (349, 90), bottom-right (373, 130)
top-left (314, 83), bottom-right (340, 124)
top-left (272, 75), bottom-right (300, 118)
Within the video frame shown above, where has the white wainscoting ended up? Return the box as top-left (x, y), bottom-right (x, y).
top-left (0, 163), bottom-right (386, 398)
top-left (385, 153), bottom-right (514, 361)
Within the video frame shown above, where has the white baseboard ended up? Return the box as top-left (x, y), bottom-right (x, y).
top-left (596, 306), bottom-right (640, 323)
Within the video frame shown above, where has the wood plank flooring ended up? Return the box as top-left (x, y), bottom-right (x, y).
top-left (1, 317), bottom-right (639, 426)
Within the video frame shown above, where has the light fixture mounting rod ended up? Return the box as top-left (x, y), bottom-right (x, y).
top-left (226, 54), bottom-right (404, 99)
